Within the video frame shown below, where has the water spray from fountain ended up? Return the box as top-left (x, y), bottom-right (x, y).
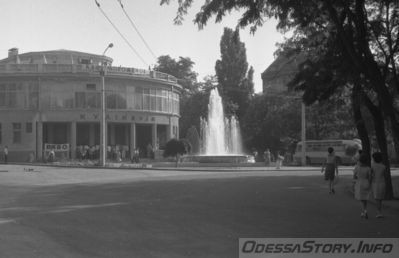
top-left (200, 88), bottom-right (243, 155)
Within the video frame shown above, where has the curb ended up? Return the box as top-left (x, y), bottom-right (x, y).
top-left (1, 162), bottom-right (361, 172)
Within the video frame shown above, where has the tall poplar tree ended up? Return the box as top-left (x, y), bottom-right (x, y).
top-left (215, 27), bottom-right (254, 118)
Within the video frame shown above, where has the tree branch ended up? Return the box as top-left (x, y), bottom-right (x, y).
top-left (325, 0), bottom-right (363, 72)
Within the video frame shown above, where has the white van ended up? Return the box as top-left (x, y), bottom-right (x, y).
top-left (293, 139), bottom-right (362, 165)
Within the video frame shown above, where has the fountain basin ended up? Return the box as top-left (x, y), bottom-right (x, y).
top-left (181, 155), bottom-right (254, 164)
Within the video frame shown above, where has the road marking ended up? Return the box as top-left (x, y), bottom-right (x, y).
top-left (0, 218), bottom-right (15, 224)
top-left (287, 186), bottom-right (305, 190)
top-left (48, 202), bottom-right (128, 214)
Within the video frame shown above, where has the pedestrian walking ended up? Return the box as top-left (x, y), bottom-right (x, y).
top-left (371, 152), bottom-right (386, 218)
top-left (252, 149), bottom-right (258, 162)
top-left (321, 147), bottom-right (339, 194)
top-left (264, 148), bottom-right (271, 166)
top-left (352, 149), bottom-right (362, 165)
top-left (353, 154), bottom-right (371, 219)
top-left (3, 145), bottom-right (8, 164)
top-left (146, 143), bottom-right (153, 159)
top-left (275, 151), bottom-right (284, 169)
top-left (132, 147), bottom-right (140, 163)
top-left (48, 148), bottom-right (55, 162)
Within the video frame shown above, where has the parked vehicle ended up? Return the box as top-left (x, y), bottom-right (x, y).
top-left (293, 139), bottom-right (362, 165)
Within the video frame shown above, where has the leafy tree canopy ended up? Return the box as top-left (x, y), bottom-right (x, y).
top-left (163, 138), bottom-right (188, 157)
top-left (154, 55), bottom-right (199, 96)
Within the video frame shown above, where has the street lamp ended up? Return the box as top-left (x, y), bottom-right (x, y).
top-left (100, 43), bottom-right (113, 167)
top-left (301, 102), bottom-right (306, 166)
top-left (102, 43), bottom-right (114, 56)
top-left (266, 93), bottom-right (307, 166)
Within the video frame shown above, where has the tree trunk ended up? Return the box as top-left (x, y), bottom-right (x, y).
top-left (388, 117), bottom-right (399, 164)
top-left (327, 1), bottom-right (399, 164)
top-left (325, 0), bottom-right (397, 200)
top-left (362, 94), bottom-right (394, 199)
top-left (361, 43), bottom-right (399, 165)
top-left (351, 83), bottom-right (371, 158)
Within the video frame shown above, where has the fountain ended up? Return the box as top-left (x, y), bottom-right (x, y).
top-left (200, 88), bottom-right (243, 155)
top-left (184, 88), bottom-right (250, 163)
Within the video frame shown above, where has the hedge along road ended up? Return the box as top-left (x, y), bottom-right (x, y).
top-left (0, 165), bottom-right (398, 258)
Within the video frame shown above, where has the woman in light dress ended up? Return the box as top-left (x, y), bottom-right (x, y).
top-left (371, 152), bottom-right (386, 218)
top-left (353, 154), bottom-right (371, 219)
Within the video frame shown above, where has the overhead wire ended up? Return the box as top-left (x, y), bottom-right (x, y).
top-left (94, 0), bottom-right (148, 67)
top-left (117, 0), bottom-right (158, 60)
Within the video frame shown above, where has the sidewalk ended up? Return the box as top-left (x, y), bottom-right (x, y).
top-left (5, 159), bottom-right (399, 171)
top-left (344, 175), bottom-right (399, 211)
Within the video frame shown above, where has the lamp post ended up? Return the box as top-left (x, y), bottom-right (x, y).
top-left (266, 93), bottom-right (307, 166)
top-left (301, 102), bottom-right (306, 166)
top-left (100, 43), bottom-right (113, 167)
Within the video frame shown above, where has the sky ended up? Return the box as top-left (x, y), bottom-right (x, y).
top-left (0, 0), bottom-right (287, 93)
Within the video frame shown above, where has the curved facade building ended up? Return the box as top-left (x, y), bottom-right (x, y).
top-left (0, 48), bottom-right (181, 162)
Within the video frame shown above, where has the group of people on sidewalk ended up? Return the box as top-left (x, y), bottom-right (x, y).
top-left (259, 148), bottom-right (285, 169)
top-left (321, 147), bottom-right (387, 219)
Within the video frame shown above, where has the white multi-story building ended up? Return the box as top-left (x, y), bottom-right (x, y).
top-left (0, 48), bottom-right (181, 162)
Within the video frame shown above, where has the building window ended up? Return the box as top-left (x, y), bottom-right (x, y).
top-left (79, 58), bottom-right (92, 65)
top-left (86, 92), bottom-right (100, 109)
top-left (106, 93), bottom-right (117, 109)
top-left (150, 89), bottom-right (156, 111)
top-left (75, 92), bottom-right (86, 108)
top-left (134, 87), bottom-right (143, 110)
top-left (0, 84), bottom-right (5, 107)
top-left (143, 89), bottom-right (150, 110)
top-left (26, 122), bottom-right (32, 133)
top-left (86, 84), bottom-right (96, 90)
top-left (0, 83), bottom-right (31, 109)
top-left (13, 123), bottom-right (21, 144)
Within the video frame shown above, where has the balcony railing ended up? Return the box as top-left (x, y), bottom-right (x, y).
top-left (0, 63), bottom-right (178, 84)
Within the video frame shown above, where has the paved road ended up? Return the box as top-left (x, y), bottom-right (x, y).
top-left (0, 165), bottom-right (398, 257)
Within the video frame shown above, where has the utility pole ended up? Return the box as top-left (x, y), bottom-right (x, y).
top-left (100, 43), bottom-right (113, 167)
top-left (301, 102), bottom-right (306, 166)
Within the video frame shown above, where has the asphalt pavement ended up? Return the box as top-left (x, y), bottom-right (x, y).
top-left (0, 164), bottom-right (398, 257)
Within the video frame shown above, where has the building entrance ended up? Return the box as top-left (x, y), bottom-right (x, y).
top-left (42, 122), bottom-right (70, 160)
top-left (157, 125), bottom-right (167, 150)
top-left (75, 122), bottom-right (100, 160)
top-left (76, 123), bottom-right (100, 146)
top-left (136, 124), bottom-right (152, 158)
top-left (108, 123), bottom-right (130, 161)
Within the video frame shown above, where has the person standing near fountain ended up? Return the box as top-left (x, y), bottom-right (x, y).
top-left (264, 148), bottom-right (271, 166)
top-left (3, 145), bottom-right (8, 164)
top-left (275, 151), bottom-right (284, 169)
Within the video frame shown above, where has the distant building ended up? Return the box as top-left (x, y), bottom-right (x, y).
top-left (0, 48), bottom-right (181, 162)
top-left (261, 53), bottom-right (305, 94)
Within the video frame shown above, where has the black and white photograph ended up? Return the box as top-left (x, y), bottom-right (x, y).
top-left (0, 0), bottom-right (398, 257)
